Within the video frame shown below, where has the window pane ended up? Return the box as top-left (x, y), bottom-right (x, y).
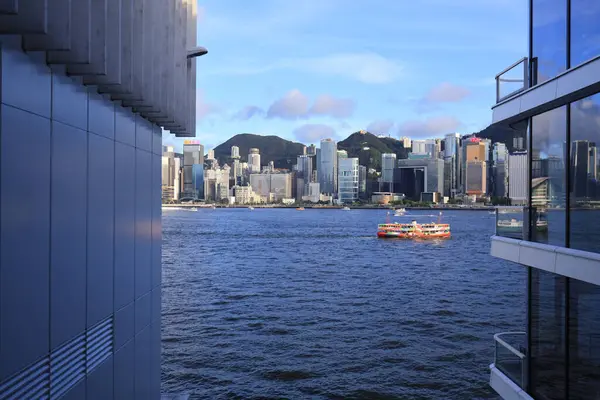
top-left (568, 279), bottom-right (600, 398)
top-left (570, 95), bottom-right (600, 252)
top-left (570, 0), bottom-right (600, 67)
top-left (531, 107), bottom-right (567, 246)
top-left (532, 0), bottom-right (567, 83)
top-left (530, 269), bottom-right (566, 400)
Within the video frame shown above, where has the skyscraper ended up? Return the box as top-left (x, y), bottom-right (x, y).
top-left (183, 141), bottom-right (205, 199)
top-left (492, 143), bottom-right (508, 197)
top-left (231, 146), bottom-right (240, 159)
top-left (444, 133), bottom-right (462, 197)
top-left (338, 158), bottom-right (359, 203)
top-left (296, 155), bottom-right (313, 200)
top-left (319, 139), bottom-right (337, 195)
top-left (248, 148), bottom-right (261, 173)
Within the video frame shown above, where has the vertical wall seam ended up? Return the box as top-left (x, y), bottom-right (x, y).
top-left (47, 63), bottom-right (54, 397)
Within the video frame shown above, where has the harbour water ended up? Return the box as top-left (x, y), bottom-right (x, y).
top-left (161, 209), bottom-right (526, 399)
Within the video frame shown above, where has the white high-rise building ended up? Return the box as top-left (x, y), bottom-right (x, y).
top-left (248, 148), bottom-right (261, 173)
top-left (319, 139), bottom-right (337, 195)
top-left (231, 145), bottom-right (240, 159)
top-left (412, 140), bottom-right (427, 154)
top-left (207, 149), bottom-right (215, 160)
top-left (399, 136), bottom-right (412, 149)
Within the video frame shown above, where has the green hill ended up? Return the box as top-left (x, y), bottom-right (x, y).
top-left (213, 133), bottom-right (305, 170)
top-left (337, 131), bottom-right (409, 170)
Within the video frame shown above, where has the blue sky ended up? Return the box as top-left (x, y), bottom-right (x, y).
top-left (163, 0), bottom-right (527, 151)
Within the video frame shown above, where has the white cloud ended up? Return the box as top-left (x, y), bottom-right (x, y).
top-left (397, 116), bottom-right (463, 138)
top-left (205, 52), bottom-right (403, 84)
top-left (293, 124), bottom-right (337, 143)
top-left (266, 89), bottom-right (310, 120)
top-left (251, 90), bottom-right (356, 120)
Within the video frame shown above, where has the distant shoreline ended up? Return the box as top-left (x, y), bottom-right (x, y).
top-left (161, 204), bottom-right (496, 211)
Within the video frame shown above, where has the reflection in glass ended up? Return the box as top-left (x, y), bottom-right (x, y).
top-left (532, 0), bottom-right (567, 83)
top-left (570, 95), bottom-right (600, 252)
top-left (569, 280), bottom-right (600, 398)
top-left (530, 269), bottom-right (567, 400)
top-left (570, 0), bottom-right (600, 67)
top-left (531, 107), bottom-right (567, 246)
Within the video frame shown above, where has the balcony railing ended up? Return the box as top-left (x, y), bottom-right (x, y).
top-left (496, 57), bottom-right (529, 103)
top-left (494, 332), bottom-right (527, 389)
top-left (495, 206), bottom-right (527, 240)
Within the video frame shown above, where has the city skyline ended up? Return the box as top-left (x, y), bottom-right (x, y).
top-left (163, 0), bottom-right (527, 151)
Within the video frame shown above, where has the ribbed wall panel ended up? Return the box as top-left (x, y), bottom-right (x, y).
top-left (49, 336), bottom-right (86, 400)
top-left (86, 317), bottom-right (114, 373)
top-left (0, 0), bottom-right (198, 136)
top-left (0, 357), bottom-right (50, 400)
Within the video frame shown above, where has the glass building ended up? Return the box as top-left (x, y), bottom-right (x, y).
top-left (192, 164), bottom-right (205, 200)
top-left (337, 158), bottom-right (359, 204)
top-left (318, 139), bottom-right (337, 195)
top-left (490, 0), bottom-right (600, 399)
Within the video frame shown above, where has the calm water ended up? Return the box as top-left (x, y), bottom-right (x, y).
top-left (161, 209), bottom-right (526, 399)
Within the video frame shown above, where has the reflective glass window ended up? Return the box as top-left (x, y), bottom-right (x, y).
top-left (570, 0), bottom-right (600, 67)
top-left (569, 94), bottom-right (600, 252)
top-left (532, 0), bottom-right (567, 83)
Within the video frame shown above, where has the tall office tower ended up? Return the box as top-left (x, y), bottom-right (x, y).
top-left (162, 146), bottom-right (182, 201)
top-left (397, 158), bottom-right (445, 197)
top-left (207, 149), bottom-right (215, 160)
top-left (462, 137), bottom-right (487, 194)
top-left (358, 165), bottom-right (368, 198)
top-left (492, 143), bottom-right (508, 197)
top-left (319, 139), bottom-right (337, 195)
top-left (0, 2), bottom-right (201, 399)
top-left (307, 144), bottom-right (317, 156)
top-left (248, 148), bottom-right (261, 173)
top-left (444, 133), bottom-right (462, 197)
top-left (296, 155), bottom-right (313, 200)
top-left (183, 141), bottom-right (205, 199)
top-left (381, 153), bottom-right (397, 192)
top-left (338, 158), bottom-right (359, 203)
top-left (508, 151), bottom-right (528, 205)
top-left (231, 145), bottom-right (240, 159)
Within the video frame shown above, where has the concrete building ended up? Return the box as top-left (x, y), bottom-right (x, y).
top-left (411, 140), bottom-right (427, 154)
top-left (465, 160), bottom-right (487, 196)
top-left (338, 158), bottom-right (359, 203)
top-left (249, 173), bottom-right (292, 202)
top-left (492, 143), bottom-right (508, 198)
top-left (487, 1), bottom-right (600, 397)
top-left (399, 136), bottom-right (412, 149)
top-left (444, 133), bottom-right (462, 197)
top-left (231, 145), bottom-right (240, 159)
top-left (319, 139), bottom-right (337, 195)
top-left (0, 1), bottom-right (202, 398)
top-left (162, 146), bottom-right (181, 201)
top-left (248, 148), bottom-right (261, 173)
top-left (207, 149), bottom-right (215, 160)
top-left (396, 158), bottom-right (444, 199)
top-left (296, 155), bottom-right (313, 200)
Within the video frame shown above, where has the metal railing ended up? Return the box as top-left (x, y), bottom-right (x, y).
top-left (496, 57), bottom-right (529, 103)
top-left (494, 332), bottom-right (527, 389)
top-left (495, 206), bottom-right (527, 240)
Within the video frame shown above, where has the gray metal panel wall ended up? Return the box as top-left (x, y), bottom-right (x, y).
top-left (0, 38), bottom-right (162, 399)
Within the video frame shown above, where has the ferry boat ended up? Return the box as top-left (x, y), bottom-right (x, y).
top-left (497, 218), bottom-right (548, 233)
top-left (189, 207), bottom-right (198, 212)
top-left (377, 213), bottom-right (450, 239)
top-left (342, 206), bottom-right (351, 211)
top-left (394, 208), bottom-right (406, 216)
top-left (248, 206), bottom-right (254, 211)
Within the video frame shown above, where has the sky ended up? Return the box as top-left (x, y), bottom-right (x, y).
top-left (163, 0), bottom-right (528, 152)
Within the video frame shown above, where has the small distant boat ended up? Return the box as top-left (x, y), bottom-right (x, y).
top-left (189, 207), bottom-right (198, 212)
top-left (489, 210), bottom-right (496, 215)
top-left (248, 206), bottom-right (254, 210)
top-left (394, 208), bottom-right (406, 216)
top-left (211, 205), bottom-right (216, 210)
top-left (296, 207), bottom-right (305, 211)
top-left (342, 206), bottom-right (350, 211)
